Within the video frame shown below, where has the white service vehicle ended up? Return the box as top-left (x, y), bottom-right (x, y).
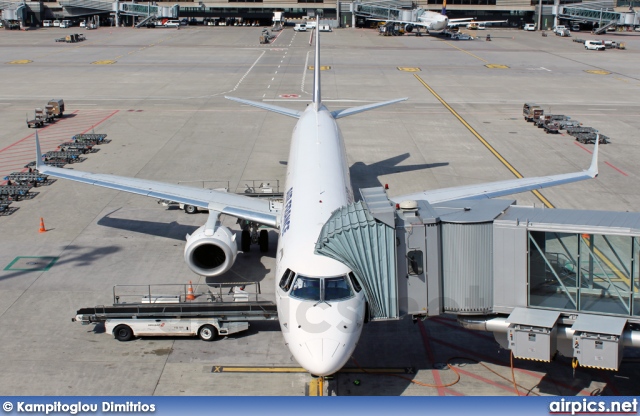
top-left (585, 40), bottom-right (605, 50)
top-left (293, 23), bottom-right (307, 31)
top-left (43, 20), bottom-right (52, 27)
top-left (165, 20), bottom-right (180, 28)
top-left (60, 20), bottom-right (71, 28)
top-left (523, 23), bottom-right (536, 31)
top-left (105, 318), bottom-right (249, 341)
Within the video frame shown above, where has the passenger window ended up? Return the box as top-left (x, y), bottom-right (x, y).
top-left (279, 269), bottom-right (295, 292)
top-left (348, 272), bottom-right (362, 293)
top-left (407, 250), bottom-right (423, 275)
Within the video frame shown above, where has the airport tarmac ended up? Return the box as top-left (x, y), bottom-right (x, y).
top-left (1, 25), bottom-right (640, 396)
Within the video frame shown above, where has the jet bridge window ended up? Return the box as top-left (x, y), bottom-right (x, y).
top-left (407, 250), bottom-right (424, 275)
top-left (290, 275), bottom-right (320, 301)
top-left (324, 276), bottom-right (354, 301)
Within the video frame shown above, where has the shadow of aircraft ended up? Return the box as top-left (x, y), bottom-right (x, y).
top-left (97, 209), bottom-right (198, 241)
top-left (350, 153), bottom-right (448, 193)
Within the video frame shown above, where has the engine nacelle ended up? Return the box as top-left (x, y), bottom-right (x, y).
top-left (184, 224), bottom-right (238, 277)
top-left (405, 24), bottom-right (414, 33)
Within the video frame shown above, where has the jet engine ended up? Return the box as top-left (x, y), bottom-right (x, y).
top-left (405, 24), bottom-right (414, 32)
top-left (184, 224), bottom-right (238, 277)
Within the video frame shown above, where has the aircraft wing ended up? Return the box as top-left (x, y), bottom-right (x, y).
top-left (367, 18), bottom-right (435, 29)
top-left (391, 140), bottom-right (599, 205)
top-left (34, 134), bottom-right (279, 227)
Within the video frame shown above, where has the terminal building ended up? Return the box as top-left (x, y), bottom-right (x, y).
top-left (1, 0), bottom-right (639, 30)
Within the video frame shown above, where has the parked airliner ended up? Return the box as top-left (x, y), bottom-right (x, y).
top-left (374, 1), bottom-right (505, 34)
top-left (35, 25), bottom-right (599, 376)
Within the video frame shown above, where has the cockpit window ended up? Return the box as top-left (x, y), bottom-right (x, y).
top-left (290, 275), bottom-right (320, 301)
top-left (324, 276), bottom-right (354, 301)
top-left (279, 269), bottom-right (295, 292)
top-left (348, 272), bottom-right (362, 293)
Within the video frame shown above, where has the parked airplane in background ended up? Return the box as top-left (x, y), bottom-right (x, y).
top-left (35, 24), bottom-right (599, 376)
top-left (375, 0), bottom-right (505, 35)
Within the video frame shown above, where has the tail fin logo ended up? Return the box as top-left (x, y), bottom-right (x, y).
top-left (442, 0), bottom-right (447, 15)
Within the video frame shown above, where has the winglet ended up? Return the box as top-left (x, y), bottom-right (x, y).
top-left (312, 23), bottom-right (321, 109)
top-left (587, 135), bottom-right (599, 178)
top-left (35, 130), bottom-right (44, 172)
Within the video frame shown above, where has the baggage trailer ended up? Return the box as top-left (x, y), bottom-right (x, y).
top-left (5, 172), bottom-right (48, 187)
top-left (73, 282), bottom-right (278, 342)
top-left (523, 102), bottom-right (544, 122)
top-left (575, 133), bottom-right (610, 144)
top-left (26, 108), bottom-right (47, 128)
top-left (0, 185), bottom-right (31, 201)
top-left (59, 142), bottom-right (94, 153)
top-left (567, 126), bottom-right (598, 136)
top-left (72, 133), bottom-right (109, 144)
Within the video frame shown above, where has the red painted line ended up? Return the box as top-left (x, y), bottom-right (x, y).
top-left (604, 161), bottom-right (629, 176)
top-left (574, 142), bottom-right (593, 154)
top-left (431, 316), bottom-right (495, 342)
top-left (573, 142), bottom-right (628, 176)
top-left (450, 365), bottom-right (519, 395)
top-left (417, 321), bottom-right (447, 396)
top-left (429, 336), bottom-right (591, 396)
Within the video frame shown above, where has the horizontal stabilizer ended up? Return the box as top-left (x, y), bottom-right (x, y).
top-left (331, 98), bottom-right (408, 119)
top-left (225, 96), bottom-right (301, 119)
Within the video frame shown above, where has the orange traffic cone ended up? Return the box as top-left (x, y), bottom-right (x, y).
top-left (38, 217), bottom-right (47, 233)
top-left (186, 281), bottom-right (195, 301)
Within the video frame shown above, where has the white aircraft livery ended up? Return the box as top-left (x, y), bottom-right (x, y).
top-left (35, 24), bottom-right (599, 376)
top-left (375, 1), bottom-right (506, 34)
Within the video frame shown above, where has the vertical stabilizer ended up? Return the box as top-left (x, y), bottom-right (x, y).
top-left (312, 23), bottom-right (321, 109)
top-left (35, 131), bottom-right (43, 172)
top-left (441, 0), bottom-right (447, 15)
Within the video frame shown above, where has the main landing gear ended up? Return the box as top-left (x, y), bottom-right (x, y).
top-left (239, 221), bottom-right (269, 253)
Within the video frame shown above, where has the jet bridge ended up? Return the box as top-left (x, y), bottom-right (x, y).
top-left (315, 186), bottom-right (640, 370)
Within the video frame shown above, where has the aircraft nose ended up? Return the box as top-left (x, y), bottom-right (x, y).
top-left (302, 338), bottom-right (346, 376)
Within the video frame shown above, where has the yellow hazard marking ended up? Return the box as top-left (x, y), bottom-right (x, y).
top-left (308, 66), bottom-right (331, 70)
top-left (485, 64), bottom-right (509, 69)
top-left (413, 73), bottom-right (554, 208)
top-left (92, 60), bottom-right (116, 65)
top-left (212, 366), bottom-right (307, 373)
top-left (308, 378), bottom-right (323, 396)
top-left (444, 42), bottom-right (488, 63)
top-left (397, 67), bottom-right (421, 72)
top-left (211, 365), bottom-right (410, 374)
top-left (8, 60), bottom-right (32, 64)
top-left (585, 69), bottom-right (610, 75)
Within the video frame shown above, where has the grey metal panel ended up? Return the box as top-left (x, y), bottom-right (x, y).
top-left (493, 224), bottom-right (528, 312)
top-left (315, 202), bottom-right (398, 320)
top-left (572, 314), bottom-right (627, 336)
top-left (496, 206), bottom-right (640, 235)
top-left (442, 222), bottom-right (493, 313)
top-left (360, 187), bottom-right (396, 227)
top-left (432, 199), bottom-right (515, 224)
top-left (507, 307), bottom-right (561, 328)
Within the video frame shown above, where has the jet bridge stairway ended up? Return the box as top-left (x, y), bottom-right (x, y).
top-left (315, 186), bottom-right (640, 370)
top-left (135, 14), bottom-right (157, 28)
